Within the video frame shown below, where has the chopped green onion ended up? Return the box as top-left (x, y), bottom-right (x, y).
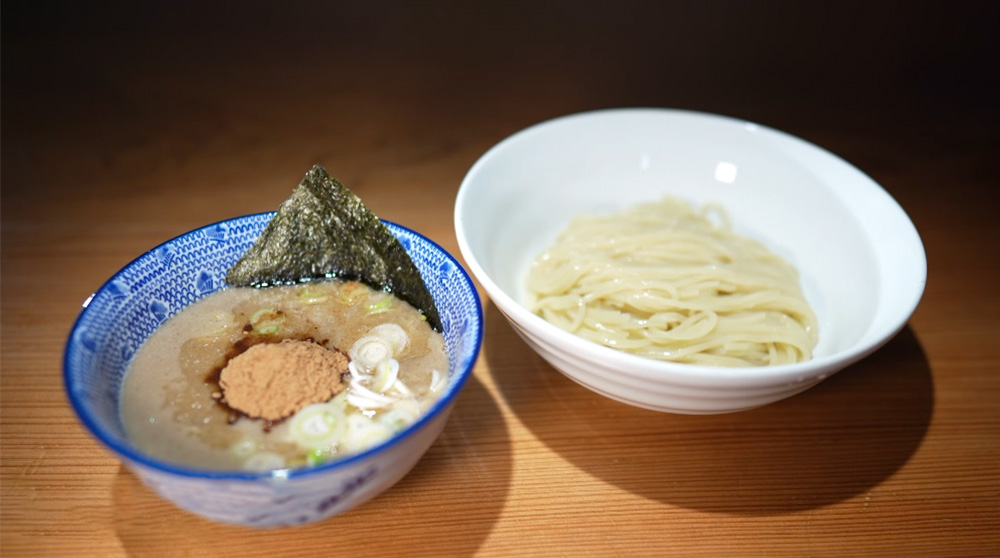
top-left (378, 411), bottom-right (409, 431)
top-left (288, 402), bottom-right (347, 451)
top-left (372, 358), bottom-right (400, 393)
top-left (298, 288), bottom-right (329, 304)
top-left (346, 381), bottom-right (396, 409)
top-left (430, 369), bottom-right (448, 393)
top-left (366, 295), bottom-right (392, 314)
top-left (250, 307), bottom-right (277, 324)
top-left (348, 335), bottom-right (392, 373)
top-left (256, 323), bottom-right (282, 335)
top-left (249, 307), bottom-right (285, 334)
top-left (391, 379), bottom-right (413, 397)
top-left (339, 281), bottom-right (365, 304)
top-left (347, 361), bottom-right (370, 379)
top-left (369, 323), bottom-right (409, 355)
top-left (378, 400), bottom-right (420, 431)
top-left (342, 413), bottom-right (394, 454)
top-left (306, 448), bottom-right (329, 466)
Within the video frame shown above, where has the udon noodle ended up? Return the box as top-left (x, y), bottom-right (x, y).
top-left (525, 197), bottom-right (818, 366)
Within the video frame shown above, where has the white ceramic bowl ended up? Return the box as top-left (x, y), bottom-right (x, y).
top-left (455, 108), bottom-right (925, 414)
top-left (65, 214), bottom-right (484, 527)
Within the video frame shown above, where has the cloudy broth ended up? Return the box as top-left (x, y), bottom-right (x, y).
top-left (121, 280), bottom-right (448, 471)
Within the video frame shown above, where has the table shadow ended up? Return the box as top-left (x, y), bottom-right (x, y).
top-left (112, 374), bottom-right (511, 556)
top-left (486, 302), bottom-right (933, 515)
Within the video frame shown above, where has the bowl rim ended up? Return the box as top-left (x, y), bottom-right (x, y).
top-left (64, 212), bottom-right (484, 481)
top-left (454, 107), bottom-right (927, 385)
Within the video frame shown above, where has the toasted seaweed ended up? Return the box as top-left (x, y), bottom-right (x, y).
top-left (226, 165), bottom-right (442, 331)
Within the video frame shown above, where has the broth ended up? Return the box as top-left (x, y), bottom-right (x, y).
top-left (121, 280), bottom-right (448, 471)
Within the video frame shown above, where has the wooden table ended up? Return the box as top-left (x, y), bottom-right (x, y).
top-left (3, 3), bottom-right (997, 556)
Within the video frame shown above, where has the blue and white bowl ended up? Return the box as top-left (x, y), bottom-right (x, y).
top-left (64, 214), bottom-right (484, 527)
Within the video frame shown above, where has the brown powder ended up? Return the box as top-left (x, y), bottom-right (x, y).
top-left (218, 339), bottom-right (349, 421)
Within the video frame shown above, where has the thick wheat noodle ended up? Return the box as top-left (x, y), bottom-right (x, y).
top-left (525, 197), bottom-right (819, 366)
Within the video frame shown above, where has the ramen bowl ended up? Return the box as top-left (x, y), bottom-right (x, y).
top-left (64, 214), bottom-right (484, 527)
top-left (455, 108), bottom-right (925, 414)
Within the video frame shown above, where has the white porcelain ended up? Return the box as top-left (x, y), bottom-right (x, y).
top-left (455, 108), bottom-right (926, 414)
top-left (65, 214), bottom-right (484, 526)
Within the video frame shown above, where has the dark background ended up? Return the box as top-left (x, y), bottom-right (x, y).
top-left (4, 1), bottom-right (997, 295)
top-left (4, 1), bottom-right (996, 159)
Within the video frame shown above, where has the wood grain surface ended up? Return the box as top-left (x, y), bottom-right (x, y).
top-left (3, 2), bottom-right (998, 556)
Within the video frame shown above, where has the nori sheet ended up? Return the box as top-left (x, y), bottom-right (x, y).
top-left (226, 165), bottom-right (442, 331)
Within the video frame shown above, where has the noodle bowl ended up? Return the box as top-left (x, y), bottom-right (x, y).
top-left (525, 197), bottom-right (818, 366)
top-left (455, 107), bottom-right (925, 413)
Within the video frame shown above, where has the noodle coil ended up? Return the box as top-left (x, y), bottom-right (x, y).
top-left (525, 197), bottom-right (818, 366)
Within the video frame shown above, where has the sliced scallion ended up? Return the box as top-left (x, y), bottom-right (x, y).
top-left (298, 288), bottom-right (329, 304)
top-left (249, 307), bottom-right (285, 334)
top-left (366, 295), bottom-right (392, 314)
top-left (429, 369), bottom-right (448, 393)
top-left (369, 323), bottom-right (409, 355)
top-left (288, 402), bottom-right (347, 450)
top-left (372, 358), bottom-right (400, 393)
top-left (348, 335), bottom-right (392, 373)
top-left (342, 414), bottom-right (394, 454)
top-left (339, 281), bottom-right (365, 304)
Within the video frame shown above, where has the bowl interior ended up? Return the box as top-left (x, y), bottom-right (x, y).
top-left (456, 108), bottom-right (925, 366)
top-left (65, 214), bottom-right (483, 478)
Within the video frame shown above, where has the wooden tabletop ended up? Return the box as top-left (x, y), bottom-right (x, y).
top-left (3, 3), bottom-right (997, 556)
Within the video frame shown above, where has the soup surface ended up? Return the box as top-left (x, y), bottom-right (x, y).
top-left (122, 280), bottom-right (448, 471)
